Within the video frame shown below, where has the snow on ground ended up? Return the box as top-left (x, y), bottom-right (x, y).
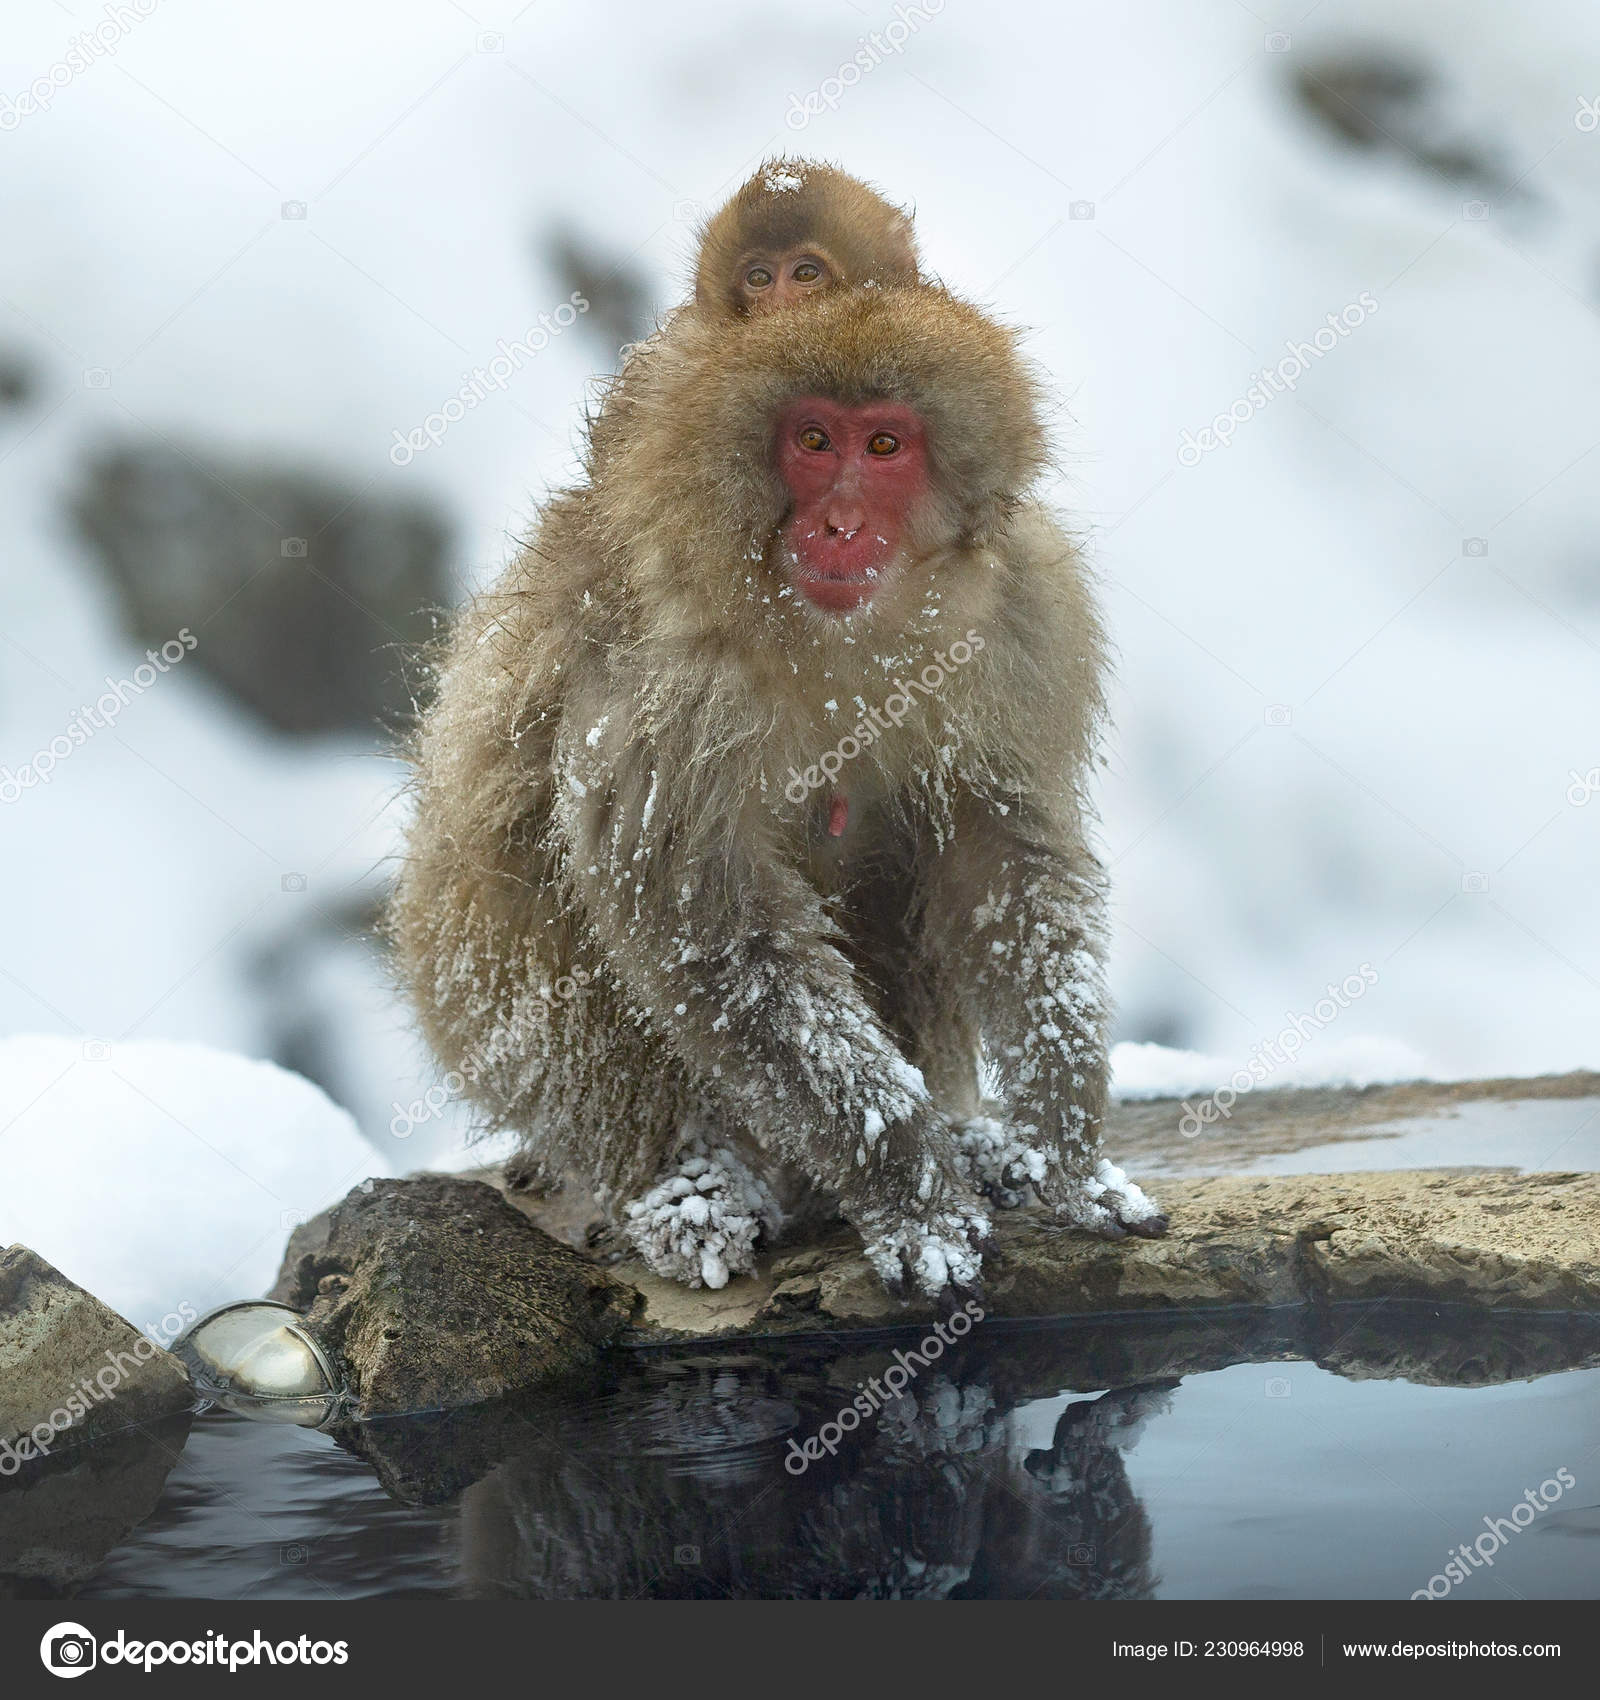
top-left (0, 1036), bottom-right (392, 1328)
top-left (1, 0), bottom-right (1597, 1234)
top-left (1108, 1036), bottom-right (1438, 1101)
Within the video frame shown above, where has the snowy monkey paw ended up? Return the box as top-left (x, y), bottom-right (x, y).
top-left (622, 1142), bottom-right (780, 1289)
top-left (1039, 1156), bottom-right (1168, 1240)
top-left (857, 1196), bottom-right (991, 1300)
top-left (948, 1112), bottom-right (1049, 1209)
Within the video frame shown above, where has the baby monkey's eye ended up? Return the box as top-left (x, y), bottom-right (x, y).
top-left (797, 426), bottom-right (831, 452)
top-left (792, 259), bottom-right (824, 283)
top-left (866, 432), bottom-right (900, 456)
top-left (745, 265), bottom-right (774, 289)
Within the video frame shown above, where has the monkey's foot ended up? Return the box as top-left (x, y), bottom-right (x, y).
top-left (948, 1113), bottom-right (1049, 1209)
top-left (857, 1198), bottom-right (990, 1300)
top-left (621, 1143), bottom-right (780, 1290)
top-left (1039, 1157), bottom-right (1168, 1240)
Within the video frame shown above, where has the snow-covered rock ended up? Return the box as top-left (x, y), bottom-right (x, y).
top-left (0, 1037), bottom-right (392, 1328)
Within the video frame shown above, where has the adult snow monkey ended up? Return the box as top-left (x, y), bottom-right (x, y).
top-left (691, 157), bottom-right (920, 317)
top-left (391, 284), bottom-right (1166, 1299)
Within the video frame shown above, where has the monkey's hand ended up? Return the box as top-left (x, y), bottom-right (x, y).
top-left (948, 1110), bottom-right (1050, 1209)
top-left (846, 1144), bottom-right (991, 1300)
top-left (1034, 1153), bottom-right (1168, 1240)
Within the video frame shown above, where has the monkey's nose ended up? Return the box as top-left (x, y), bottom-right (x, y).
top-left (826, 503), bottom-right (865, 537)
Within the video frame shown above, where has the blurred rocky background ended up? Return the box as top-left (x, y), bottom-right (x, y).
top-left (1, 0), bottom-right (1597, 1189)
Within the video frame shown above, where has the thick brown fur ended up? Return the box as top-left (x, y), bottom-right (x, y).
top-left (692, 157), bottom-right (919, 316)
top-left (391, 283), bottom-right (1161, 1297)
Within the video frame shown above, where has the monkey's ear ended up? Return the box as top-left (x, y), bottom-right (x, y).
top-left (886, 211), bottom-right (919, 281)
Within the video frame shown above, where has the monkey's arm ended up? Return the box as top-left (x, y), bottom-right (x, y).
top-left (916, 788), bottom-right (1165, 1237)
top-left (554, 719), bottom-right (987, 1294)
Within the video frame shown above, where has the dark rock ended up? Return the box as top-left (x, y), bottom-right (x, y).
top-left (0, 353), bottom-right (32, 410)
top-left (271, 1176), bottom-right (637, 1417)
top-left (71, 442), bottom-right (453, 736)
top-left (247, 894), bottom-right (391, 1133)
top-left (1289, 50), bottom-right (1528, 207)
top-left (543, 226), bottom-right (656, 362)
top-left (0, 1246), bottom-right (194, 1596)
top-left (0, 1246), bottom-right (193, 1463)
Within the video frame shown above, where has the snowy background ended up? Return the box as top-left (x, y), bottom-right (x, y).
top-left (3, 0), bottom-right (1598, 1307)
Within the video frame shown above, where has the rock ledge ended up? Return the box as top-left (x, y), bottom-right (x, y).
top-left (544, 1166), bottom-right (1600, 1338)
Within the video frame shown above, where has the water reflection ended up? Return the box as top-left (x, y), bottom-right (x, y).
top-left (332, 1305), bottom-right (1600, 1600)
top-left (23, 1304), bottom-right (1600, 1599)
top-left (459, 1363), bottom-right (1168, 1598)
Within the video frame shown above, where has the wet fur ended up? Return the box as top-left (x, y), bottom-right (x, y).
top-left (391, 283), bottom-right (1152, 1292)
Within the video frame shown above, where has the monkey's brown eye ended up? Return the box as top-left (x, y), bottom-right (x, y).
top-left (746, 265), bottom-right (774, 289)
top-left (798, 426), bottom-right (831, 452)
top-left (866, 432), bottom-right (900, 456)
top-left (792, 259), bottom-right (823, 283)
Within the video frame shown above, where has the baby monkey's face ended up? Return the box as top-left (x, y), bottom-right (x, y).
top-left (735, 246), bottom-right (837, 313)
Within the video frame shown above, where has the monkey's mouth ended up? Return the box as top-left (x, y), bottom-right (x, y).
top-left (796, 565), bottom-right (881, 612)
top-left (789, 535), bottom-right (895, 612)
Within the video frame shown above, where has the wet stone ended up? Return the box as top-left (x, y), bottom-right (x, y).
top-left (0, 1246), bottom-right (193, 1466)
top-left (270, 1176), bottom-right (637, 1418)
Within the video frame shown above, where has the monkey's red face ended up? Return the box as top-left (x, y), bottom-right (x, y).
top-left (775, 397), bottom-right (929, 614)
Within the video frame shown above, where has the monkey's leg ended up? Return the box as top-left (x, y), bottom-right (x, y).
top-left (641, 899), bottom-right (989, 1296)
top-left (844, 868), bottom-right (986, 1123)
top-left (559, 766), bottom-right (988, 1298)
top-left (893, 977), bottom-right (1042, 1213)
top-left (843, 870), bottom-right (1033, 1211)
top-left (916, 802), bottom-right (1166, 1239)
